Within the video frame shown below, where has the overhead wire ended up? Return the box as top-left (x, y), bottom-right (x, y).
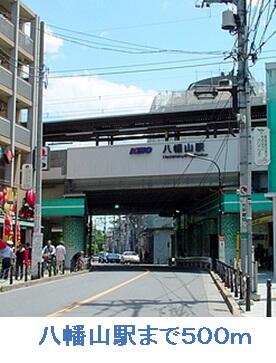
top-left (196, 93), bottom-right (233, 188)
top-left (249, 0), bottom-right (275, 57)
top-left (48, 23), bottom-right (225, 55)
top-left (247, 0), bottom-right (254, 32)
top-left (47, 54), bottom-right (276, 80)
top-left (49, 29), bottom-right (225, 56)
top-left (58, 14), bottom-right (220, 33)
top-left (248, 0), bottom-right (262, 37)
top-left (255, 2), bottom-right (276, 52)
top-left (49, 55), bottom-right (225, 75)
top-left (163, 88), bottom-right (234, 215)
top-left (249, 0), bottom-right (268, 53)
top-left (48, 24), bottom-right (175, 52)
top-left (48, 60), bottom-right (234, 79)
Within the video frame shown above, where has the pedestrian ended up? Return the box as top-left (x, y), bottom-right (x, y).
top-left (15, 243), bottom-right (25, 280)
top-left (70, 251), bottom-right (85, 272)
top-left (55, 241), bottom-right (66, 273)
top-left (42, 240), bottom-right (56, 262)
top-left (42, 240), bottom-right (56, 272)
top-left (0, 240), bottom-right (14, 279)
top-left (23, 243), bottom-right (32, 273)
top-left (75, 251), bottom-right (85, 271)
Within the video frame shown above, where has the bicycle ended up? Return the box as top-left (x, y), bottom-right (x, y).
top-left (42, 253), bottom-right (57, 276)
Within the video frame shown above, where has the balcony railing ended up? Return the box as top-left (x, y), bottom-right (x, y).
top-left (18, 29), bottom-right (34, 56)
top-left (17, 77), bottom-right (32, 101)
top-left (0, 115), bottom-right (31, 149)
top-left (0, 65), bottom-right (32, 104)
top-left (0, 15), bottom-right (34, 58)
top-left (0, 14), bottom-right (13, 42)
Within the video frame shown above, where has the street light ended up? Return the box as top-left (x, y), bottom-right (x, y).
top-left (184, 152), bottom-right (222, 237)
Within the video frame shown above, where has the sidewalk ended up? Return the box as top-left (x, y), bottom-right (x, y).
top-left (240, 272), bottom-right (276, 317)
top-left (0, 269), bottom-right (89, 292)
top-left (209, 269), bottom-right (276, 317)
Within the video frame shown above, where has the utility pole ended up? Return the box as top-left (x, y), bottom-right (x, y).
top-left (236, 0), bottom-right (253, 285)
top-left (31, 21), bottom-right (45, 279)
top-left (199, 0), bottom-right (253, 290)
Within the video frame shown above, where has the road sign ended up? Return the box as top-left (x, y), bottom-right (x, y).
top-left (41, 146), bottom-right (50, 171)
top-left (21, 164), bottom-right (33, 190)
top-left (252, 127), bottom-right (271, 166)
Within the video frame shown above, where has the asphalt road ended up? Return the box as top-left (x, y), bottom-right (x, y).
top-left (0, 270), bottom-right (232, 317)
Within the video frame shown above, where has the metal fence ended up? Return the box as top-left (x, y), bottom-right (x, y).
top-left (214, 259), bottom-right (273, 316)
top-left (0, 259), bottom-right (90, 286)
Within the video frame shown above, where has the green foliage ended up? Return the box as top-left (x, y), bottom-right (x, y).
top-left (93, 228), bottom-right (105, 254)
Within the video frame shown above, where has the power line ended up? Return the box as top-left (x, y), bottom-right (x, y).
top-left (48, 24), bottom-right (168, 52)
top-left (63, 14), bottom-right (220, 33)
top-left (49, 55), bottom-right (224, 75)
top-left (50, 29), bottom-right (225, 56)
top-left (48, 55), bottom-right (276, 79)
top-left (255, 2), bottom-right (276, 52)
top-left (48, 60), bottom-right (234, 79)
top-left (249, 0), bottom-right (275, 57)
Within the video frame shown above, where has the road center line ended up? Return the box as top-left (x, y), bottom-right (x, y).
top-left (48, 270), bottom-right (150, 317)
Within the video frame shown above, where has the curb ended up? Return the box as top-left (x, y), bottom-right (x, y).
top-left (89, 264), bottom-right (203, 272)
top-left (209, 270), bottom-right (242, 317)
top-left (0, 269), bottom-right (90, 293)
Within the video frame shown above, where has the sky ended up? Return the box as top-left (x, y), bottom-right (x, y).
top-left (22, 0), bottom-right (276, 121)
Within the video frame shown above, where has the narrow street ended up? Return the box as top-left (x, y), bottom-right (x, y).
top-left (0, 270), bottom-right (231, 317)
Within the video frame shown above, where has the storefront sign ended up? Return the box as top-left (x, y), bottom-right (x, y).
top-left (252, 127), bottom-right (271, 166)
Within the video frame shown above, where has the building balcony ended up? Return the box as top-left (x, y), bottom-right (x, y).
top-left (0, 15), bottom-right (13, 48)
top-left (0, 65), bottom-right (32, 107)
top-left (0, 14), bottom-right (34, 60)
top-left (18, 29), bottom-right (34, 60)
top-left (0, 115), bottom-right (31, 151)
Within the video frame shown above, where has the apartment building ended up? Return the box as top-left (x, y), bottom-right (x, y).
top-left (0, 0), bottom-right (40, 244)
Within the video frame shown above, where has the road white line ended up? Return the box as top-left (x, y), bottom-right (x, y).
top-left (48, 270), bottom-right (150, 317)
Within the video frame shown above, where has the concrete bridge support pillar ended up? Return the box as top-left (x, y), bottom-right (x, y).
top-left (63, 217), bottom-right (86, 269)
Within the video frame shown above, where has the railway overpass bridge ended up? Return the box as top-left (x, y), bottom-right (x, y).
top-left (41, 83), bottom-right (270, 267)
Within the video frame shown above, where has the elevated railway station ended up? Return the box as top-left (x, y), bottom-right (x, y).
top-left (40, 74), bottom-right (274, 270)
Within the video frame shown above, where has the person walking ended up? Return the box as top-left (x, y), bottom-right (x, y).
top-left (55, 241), bottom-right (66, 273)
top-left (15, 243), bottom-right (25, 280)
top-left (0, 241), bottom-right (14, 279)
top-left (23, 243), bottom-right (32, 275)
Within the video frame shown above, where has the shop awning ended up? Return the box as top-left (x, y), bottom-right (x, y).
top-left (223, 193), bottom-right (272, 213)
top-left (42, 198), bottom-right (86, 217)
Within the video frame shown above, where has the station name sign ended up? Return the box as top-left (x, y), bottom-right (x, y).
top-left (129, 146), bottom-right (152, 155)
top-left (162, 142), bottom-right (206, 159)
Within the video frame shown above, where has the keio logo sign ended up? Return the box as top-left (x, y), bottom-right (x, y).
top-left (129, 147), bottom-right (152, 155)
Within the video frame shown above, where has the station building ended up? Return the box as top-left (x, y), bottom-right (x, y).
top-left (42, 66), bottom-right (276, 270)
